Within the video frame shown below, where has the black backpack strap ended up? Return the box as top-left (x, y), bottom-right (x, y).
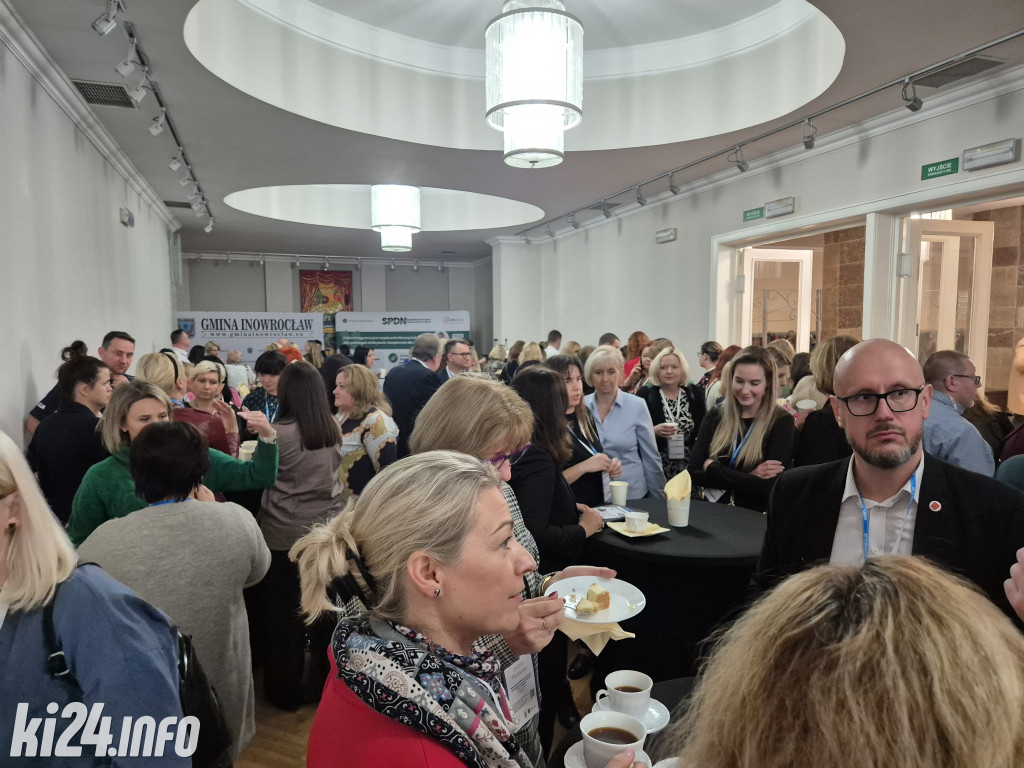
top-left (43, 576), bottom-right (83, 697)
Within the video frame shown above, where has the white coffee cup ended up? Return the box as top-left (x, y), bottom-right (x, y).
top-left (624, 511), bottom-right (649, 533)
top-left (663, 421), bottom-right (677, 435)
top-left (595, 670), bottom-right (653, 719)
top-left (667, 497), bottom-right (690, 527)
top-left (609, 481), bottom-right (629, 506)
top-left (795, 399), bottom-right (818, 415)
top-left (580, 710), bottom-right (646, 768)
top-left (239, 440), bottom-right (258, 461)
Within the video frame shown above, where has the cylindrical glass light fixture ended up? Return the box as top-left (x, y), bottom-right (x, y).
top-left (370, 185), bottom-right (421, 252)
top-left (485, 0), bottom-right (583, 169)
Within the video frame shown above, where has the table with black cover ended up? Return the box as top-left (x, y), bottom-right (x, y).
top-left (581, 498), bottom-right (765, 687)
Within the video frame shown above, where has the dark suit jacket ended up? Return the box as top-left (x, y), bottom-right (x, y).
top-left (755, 453), bottom-right (1024, 617)
top-left (792, 405), bottom-right (851, 467)
top-left (382, 360), bottom-right (442, 457)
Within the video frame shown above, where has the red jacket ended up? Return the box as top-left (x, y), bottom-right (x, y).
top-left (308, 655), bottom-right (465, 768)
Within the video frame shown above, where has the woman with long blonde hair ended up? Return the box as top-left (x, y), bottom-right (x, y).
top-left (687, 346), bottom-right (794, 511)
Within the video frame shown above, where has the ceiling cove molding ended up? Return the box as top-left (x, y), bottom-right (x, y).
top-left (182, 251), bottom-right (486, 269)
top-left (524, 63), bottom-right (1024, 243)
top-left (0, 0), bottom-right (180, 232)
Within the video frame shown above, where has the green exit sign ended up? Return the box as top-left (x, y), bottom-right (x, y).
top-left (921, 158), bottom-right (959, 180)
top-left (743, 207), bottom-right (764, 222)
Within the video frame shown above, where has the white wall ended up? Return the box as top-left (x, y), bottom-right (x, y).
top-left (493, 67), bottom-right (1024, 361)
top-left (1, 6), bottom-right (178, 447)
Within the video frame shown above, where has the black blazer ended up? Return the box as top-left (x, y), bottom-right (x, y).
top-left (381, 360), bottom-right (442, 457)
top-left (792, 405), bottom-right (851, 467)
top-left (508, 445), bottom-right (585, 573)
top-left (755, 453), bottom-right (1024, 618)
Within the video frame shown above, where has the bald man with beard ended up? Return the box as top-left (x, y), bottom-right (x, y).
top-left (754, 338), bottom-right (1024, 618)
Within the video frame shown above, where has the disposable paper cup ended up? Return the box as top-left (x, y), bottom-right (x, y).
top-left (624, 511), bottom-right (649, 533)
top-left (580, 710), bottom-right (646, 768)
top-left (795, 399), bottom-right (818, 415)
top-left (667, 497), bottom-right (691, 527)
top-left (663, 422), bottom-right (678, 435)
top-left (239, 440), bottom-right (258, 461)
top-left (595, 670), bottom-right (653, 719)
top-left (609, 481), bottom-right (629, 506)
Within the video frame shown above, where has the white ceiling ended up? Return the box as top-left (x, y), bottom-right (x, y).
top-left (8, 0), bottom-right (1024, 262)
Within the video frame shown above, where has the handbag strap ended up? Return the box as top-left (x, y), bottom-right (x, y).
top-left (43, 565), bottom-right (96, 698)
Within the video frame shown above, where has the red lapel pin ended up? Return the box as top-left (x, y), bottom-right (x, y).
top-left (928, 500), bottom-right (941, 512)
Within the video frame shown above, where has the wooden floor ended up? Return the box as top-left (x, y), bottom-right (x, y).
top-left (235, 647), bottom-right (594, 767)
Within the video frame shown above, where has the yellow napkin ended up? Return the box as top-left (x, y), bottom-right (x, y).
top-left (665, 469), bottom-right (691, 501)
top-left (606, 521), bottom-right (670, 537)
top-left (559, 617), bottom-right (635, 655)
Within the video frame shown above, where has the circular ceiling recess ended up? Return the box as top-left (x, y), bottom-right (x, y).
top-left (223, 185), bottom-right (545, 231)
top-left (184, 0), bottom-right (845, 151)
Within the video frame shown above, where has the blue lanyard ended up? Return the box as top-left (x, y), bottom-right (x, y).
top-left (149, 499), bottom-right (187, 507)
top-left (729, 424), bottom-right (754, 467)
top-left (568, 423), bottom-right (597, 456)
top-left (264, 397), bottom-right (279, 423)
top-left (857, 473), bottom-right (916, 561)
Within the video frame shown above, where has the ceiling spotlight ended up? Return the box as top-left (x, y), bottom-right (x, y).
top-left (390, 260), bottom-right (396, 270)
top-left (546, 226), bottom-right (556, 238)
top-left (193, 206), bottom-right (208, 218)
top-left (115, 37), bottom-right (138, 78)
top-left (902, 78), bottom-right (923, 112)
top-left (169, 150), bottom-right (182, 172)
top-left (92, 0), bottom-right (122, 36)
top-left (295, 259), bottom-right (301, 268)
top-left (190, 198), bottom-right (206, 212)
top-left (728, 146), bottom-right (749, 173)
top-left (323, 259), bottom-right (330, 271)
top-left (567, 212), bottom-right (579, 230)
top-left (802, 118), bottom-right (817, 150)
top-left (437, 261), bottom-right (443, 272)
top-left (601, 200), bottom-right (611, 219)
top-left (668, 173), bottom-right (680, 196)
top-left (523, 233), bottom-right (532, 246)
top-left (204, 219), bottom-right (214, 234)
top-left (413, 261), bottom-right (419, 271)
top-left (127, 73), bottom-right (149, 104)
top-left (187, 190), bottom-right (202, 203)
top-left (356, 258), bottom-right (362, 271)
top-left (635, 186), bottom-right (647, 206)
top-left (179, 174), bottom-right (194, 187)
top-left (485, 0), bottom-right (584, 168)
top-left (148, 108), bottom-right (166, 137)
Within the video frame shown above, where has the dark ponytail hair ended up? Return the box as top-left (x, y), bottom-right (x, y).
top-left (57, 356), bottom-right (108, 402)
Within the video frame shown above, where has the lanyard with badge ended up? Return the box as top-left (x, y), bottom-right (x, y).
top-left (568, 423), bottom-right (612, 503)
top-left (705, 423), bottom-right (754, 504)
top-left (660, 390), bottom-right (689, 460)
top-left (855, 474), bottom-right (916, 561)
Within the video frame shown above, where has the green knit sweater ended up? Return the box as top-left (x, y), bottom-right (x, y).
top-left (67, 442), bottom-right (279, 546)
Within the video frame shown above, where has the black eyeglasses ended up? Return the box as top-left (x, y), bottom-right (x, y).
top-left (488, 443), bottom-right (531, 468)
top-left (951, 374), bottom-right (982, 386)
top-left (836, 388), bottom-right (924, 417)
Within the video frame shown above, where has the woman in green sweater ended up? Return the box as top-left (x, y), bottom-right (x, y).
top-left (67, 380), bottom-right (279, 546)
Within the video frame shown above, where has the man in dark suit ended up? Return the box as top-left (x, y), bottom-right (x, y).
top-left (756, 338), bottom-right (1024, 618)
top-left (383, 333), bottom-right (443, 457)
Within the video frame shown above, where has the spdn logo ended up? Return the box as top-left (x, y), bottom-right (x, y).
top-left (382, 317), bottom-right (408, 325)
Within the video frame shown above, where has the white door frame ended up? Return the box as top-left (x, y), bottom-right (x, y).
top-left (740, 248), bottom-right (813, 352)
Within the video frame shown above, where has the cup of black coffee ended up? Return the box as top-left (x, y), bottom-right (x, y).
top-left (594, 670), bottom-right (653, 719)
top-left (580, 710), bottom-right (645, 768)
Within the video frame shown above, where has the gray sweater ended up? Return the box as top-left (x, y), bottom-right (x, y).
top-left (78, 500), bottom-right (271, 760)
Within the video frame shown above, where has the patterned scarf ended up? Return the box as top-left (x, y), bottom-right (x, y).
top-left (334, 616), bottom-right (533, 768)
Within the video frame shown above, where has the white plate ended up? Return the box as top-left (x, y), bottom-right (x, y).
top-left (545, 576), bottom-right (646, 623)
top-left (564, 740), bottom-right (651, 768)
top-left (592, 696), bottom-right (671, 733)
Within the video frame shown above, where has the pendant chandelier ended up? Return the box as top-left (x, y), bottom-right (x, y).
top-left (370, 185), bottom-right (421, 252)
top-left (485, 0), bottom-right (583, 169)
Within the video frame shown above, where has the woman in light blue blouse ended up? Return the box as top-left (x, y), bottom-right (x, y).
top-left (585, 345), bottom-right (666, 500)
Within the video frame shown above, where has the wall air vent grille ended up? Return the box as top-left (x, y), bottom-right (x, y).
top-left (71, 80), bottom-right (137, 109)
top-left (915, 56), bottom-right (1003, 88)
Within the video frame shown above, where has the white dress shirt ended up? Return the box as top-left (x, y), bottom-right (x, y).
top-left (830, 455), bottom-right (925, 566)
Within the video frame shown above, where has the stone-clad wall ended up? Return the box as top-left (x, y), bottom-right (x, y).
top-left (820, 226), bottom-right (866, 343)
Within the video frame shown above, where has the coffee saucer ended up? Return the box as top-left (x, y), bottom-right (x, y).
top-left (591, 697), bottom-right (671, 733)
top-left (564, 740), bottom-right (652, 768)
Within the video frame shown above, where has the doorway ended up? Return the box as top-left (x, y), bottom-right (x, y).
top-left (741, 248), bottom-right (813, 352)
top-left (898, 218), bottom-right (994, 385)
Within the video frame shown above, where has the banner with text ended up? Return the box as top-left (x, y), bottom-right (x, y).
top-left (333, 311), bottom-right (471, 371)
top-left (175, 312), bottom-right (325, 365)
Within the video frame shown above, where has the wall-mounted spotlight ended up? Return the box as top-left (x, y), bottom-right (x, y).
top-left (802, 119), bottom-right (817, 150)
top-left (413, 261), bottom-right (419, 271)
top-left (567, 212), bottom-right (579, 230)
top-left (179, 174), bottom-right (194, 188)
top-left (390, 260), bottom-right (396, 270)
top-left (728, 146), bottom-right (749, 172)
top-left (635, 186), bottom-right (647, 206)
top-left (294, 258), bottom-right (301, 268)
top-left (193, 205), bottom-right (208, 218)
top-left (323, 259), bottom-right (330, 271)
top-left (668, 173), bottom-right (680, 195)
top-left (169, 149), bottom-right (183, 172)
top-left (92, 0), bottom-right (123, 36)
top-left (546, 226), bottom-right (556, 238)
top-left (356, 258), bottom-right (362, 271)
top-left (902, 79), bottom-right (923, 112)
top-left (437, 261), bottom-right (444, 272)
top-left (523, 233), bottom-right (532, 245)
top-left (127, 70), bottom-right (149, 104)
top-left (115, 37), bottom-right (138, 78)
top-left (601, 200), bottom-right (611, 219)
top-left (148, 108), bottom-right (166, 137)
top-left (204, 219), bottom-right (214, 234)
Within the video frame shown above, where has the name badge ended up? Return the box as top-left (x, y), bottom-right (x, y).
top-left (667, 434), bottom-right (688, 460)
top-left (503, 655), bottom-right (541, 726)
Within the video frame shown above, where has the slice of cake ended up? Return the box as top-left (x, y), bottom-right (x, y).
top-left (575, 599), bottom-right (599, 615)
top-left (586, 583), bottom-right (611, 611)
